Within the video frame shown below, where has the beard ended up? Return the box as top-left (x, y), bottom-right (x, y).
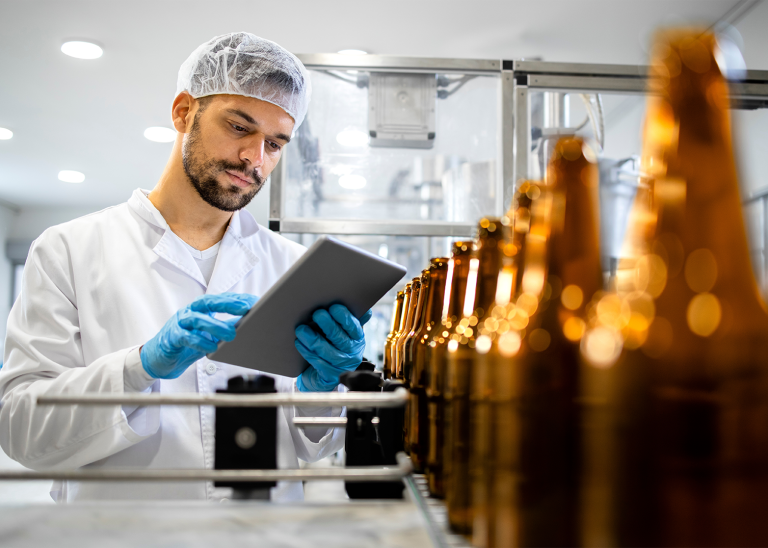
top-left (182, 113), bottom-right (265, 212)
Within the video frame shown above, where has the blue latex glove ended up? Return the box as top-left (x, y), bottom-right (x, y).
top-left (141, 292), bottom-right (258, 379)
top-left (295, 305), bottom-right (373, 392)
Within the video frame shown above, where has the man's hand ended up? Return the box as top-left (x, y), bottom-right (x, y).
top-left (140, 292), bottom-right (258, 379)
top-left (295, 305), bottom-right (373, 392)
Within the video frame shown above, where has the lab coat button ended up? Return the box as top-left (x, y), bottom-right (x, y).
top-left (205, 362), bottom-right (217, 375)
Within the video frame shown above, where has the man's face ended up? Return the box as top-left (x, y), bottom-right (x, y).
top-left (182, 94), bottom-right (295, 212)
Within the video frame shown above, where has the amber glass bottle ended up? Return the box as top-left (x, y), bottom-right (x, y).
top-left (403, 269), bottom-right (430, 454)
top-left (586, 30), bottom-right (768, 547)
top-left (384, 290), bottom-right (405, 380)
top-left (469, 187), bottom-right (534, 547)
top-left (390, 282), bottom-right (412, 379)
top-left (473, 138), bottom-right (603, 547)
top-left (407, 259), bottom-right (449, 469)
top-left (403, 269), bottom-right (431, 387)
top-left (425, 241), bottom-right (472, 497)
top-left (393, 280), bottom-right (418, 380)
top-left (444, 217), bottom-right (513, 535)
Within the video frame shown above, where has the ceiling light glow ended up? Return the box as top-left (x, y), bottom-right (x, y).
top-left (61, 41), bottom-right (103, 60)
top-left (58, 170), bottom-right (85, 183)
top-left (336, 129), bottom-right (369, 147)
top-left (144, 127), bottom-right (177, 143)
top-left (338, 174), bottom-right (367, 190)
top-left (0, 128), bottom-right (12, 140)
top-left (337, 49), bottom-right (368, 55)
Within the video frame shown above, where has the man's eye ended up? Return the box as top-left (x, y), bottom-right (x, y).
top-left (232, 124), bottom-right (247, 132)
top-left (268, 141), bottom-right (282, 151)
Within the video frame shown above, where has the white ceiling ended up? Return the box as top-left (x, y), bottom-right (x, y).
top-left (0, 0), bottom-right (765, 208)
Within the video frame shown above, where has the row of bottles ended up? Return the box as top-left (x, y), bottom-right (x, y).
top-left (381, 28), bottom-right (768, 546)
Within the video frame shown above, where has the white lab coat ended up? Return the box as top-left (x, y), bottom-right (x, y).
top-left (0, 189), bottom-right (346, 502)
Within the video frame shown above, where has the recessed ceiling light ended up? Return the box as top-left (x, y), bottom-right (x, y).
top-left (336, 128), bottom-right (369, 147)
top-left (0, 128), bottom-right (12, 140)
top-left (337, 49), bottom-right (368, 55)
top-left (339, 174), bottom-right (367, 190)
top-left (61, 41), bottom-right (103, 60)
top-left (58, 170), bottom-right (85, 183)
top-left (144, 127), bottom-right (176, 143)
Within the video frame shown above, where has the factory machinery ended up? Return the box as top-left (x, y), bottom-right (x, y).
top-left (4, 28), bottom-right (768, 548)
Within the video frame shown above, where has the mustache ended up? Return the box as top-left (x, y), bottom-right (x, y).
top-left (216, 160), bottom-right (265, 187)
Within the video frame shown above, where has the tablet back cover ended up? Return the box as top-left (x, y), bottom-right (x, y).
top-left (208, 236), bottom-right (407, 377)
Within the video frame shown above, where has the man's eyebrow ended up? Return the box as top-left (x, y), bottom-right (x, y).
top-left (225, 108), bottom-right (291, 143)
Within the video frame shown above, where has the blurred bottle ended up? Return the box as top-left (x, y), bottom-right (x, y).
top-left (476, 137), bottom-right (603, 547)
top-left (390, 283), bottom-right (412, 380)
top-left (393, 281), bottom-right (416, 380)
top-left (582, 29), bottom-right (768, 547)
top-left (444, 216), bottom-right (513, 535)
top-left (470, 187), bottom-right (534, 547)
top-left (407, 258), bottom-right (450, 470)
top-left (383, 290), bottom-right (405, 380)
top-left (403, 269), bottom-right (430, 454)
top-left (425, 241), bottom-right (473, 497)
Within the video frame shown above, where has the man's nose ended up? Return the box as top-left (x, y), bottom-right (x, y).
top-left (240, 137), bottom-right (265, 168)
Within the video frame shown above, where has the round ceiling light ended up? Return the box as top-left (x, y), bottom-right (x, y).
top-left (338, 174), bottom-right (367, 190)
top-left (336, 128), bottom-right (369, 147)
top-left (337, 49), bottom-right (368, 55)
top-left (144, 127), bottom-right (177, 143)
top-left (61, 41), bottom-right (103, 60)
top-left (0, 128), bottom-right (12, 140)
top-left (58, 170), bottom-right (85, 183)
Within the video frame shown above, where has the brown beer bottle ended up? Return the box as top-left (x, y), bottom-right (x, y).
top-left (392, 281), bottom-right (414, 380)
top-left (403, 269), bottom-right (430, 454)
top-left (470, 187), bottom-right (534, 547)
top-left (406, 259), bottom-right (450, 469)
top-left (425, 241), bottom-right (472, 497)
top-left (479, 137), bottom-right (603, 547)
top-left (586, 29), bottom-right (768, 547)
top-left (383, 290), bottom-right (405, 380)
top-left (444, 216), bottom-right (514, 535)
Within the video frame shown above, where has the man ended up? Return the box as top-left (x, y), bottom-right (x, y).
top-left (0, 32), bottom-right (369, 502)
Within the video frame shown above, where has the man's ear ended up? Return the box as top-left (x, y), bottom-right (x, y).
top-left (171, 92), bottom-right (195, 134)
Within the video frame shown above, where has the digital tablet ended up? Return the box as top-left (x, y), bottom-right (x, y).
top-left (208, 235), bottom-right (407, 377)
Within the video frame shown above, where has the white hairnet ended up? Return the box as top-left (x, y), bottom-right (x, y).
top-left (176, 32), bottom-right (311, 130)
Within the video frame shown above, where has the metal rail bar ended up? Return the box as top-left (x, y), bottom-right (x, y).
top-left (291, 416), bottom-right (379, 428)
top-left (276, 218), bottom-right (476, 238)
top-left (404, 474), bottom-right (451, 548)
top-left (297, 53), bottom-right (500, 74)
top-left (0, 455), bottom-right (413, 483)
top-left (36, 389), bottom-right (408, 409)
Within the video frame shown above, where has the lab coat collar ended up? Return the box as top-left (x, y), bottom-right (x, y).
top-left (127, 188), bottom-right (260, 292)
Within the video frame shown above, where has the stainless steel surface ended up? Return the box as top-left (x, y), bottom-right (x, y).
top-left (502, 69), bottom-right (516, 210)
top-left (297, 53), bottom-right (500, 74)
top-left (277, 219), bottom-right (476, 237)
top-left (0, 453), bottom-right (413, 483)
top-left (36, 388), bottom-right (408, 408)
top-left (513, 81), bottom-right (530, 187)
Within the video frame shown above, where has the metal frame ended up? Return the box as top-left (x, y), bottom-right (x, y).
top-left (270, 54), bottom-right (507, 239)
top-left (510, 60), bottom-right (768, 187)
top-left (270, 58), bottom-right (768, 239)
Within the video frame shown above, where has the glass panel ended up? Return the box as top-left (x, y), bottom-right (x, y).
top-left (283, 70), bottom-right (501, 224)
